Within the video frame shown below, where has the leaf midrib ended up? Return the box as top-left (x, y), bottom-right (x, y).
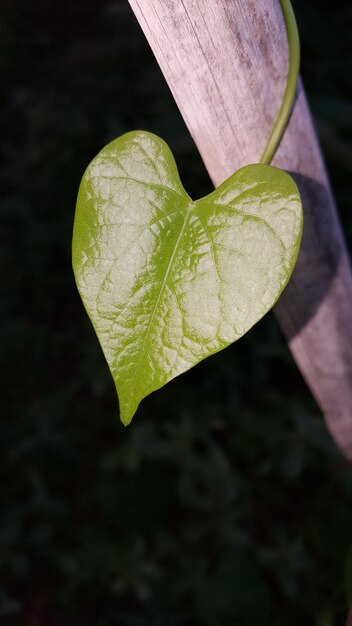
top-left (123, 201), bottom-right (194, 411)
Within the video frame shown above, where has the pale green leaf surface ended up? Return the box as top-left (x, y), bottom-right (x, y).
top-left (72, 131), bottom-right (302, 425)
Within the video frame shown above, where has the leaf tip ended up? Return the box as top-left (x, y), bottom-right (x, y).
top-left (119, 395), bottom-right (139, 427)
top-left (120, 411), bottom-right (133, 427)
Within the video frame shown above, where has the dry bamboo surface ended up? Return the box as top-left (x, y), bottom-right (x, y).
top-left (127, 0), bottom-right (352, 460)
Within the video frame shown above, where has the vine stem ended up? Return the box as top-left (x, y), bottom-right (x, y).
top-left (260, 0), bottom-right (300, 165)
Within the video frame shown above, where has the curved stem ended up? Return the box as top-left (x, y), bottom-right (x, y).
top-left (260, 0), bottom-right (300, 165)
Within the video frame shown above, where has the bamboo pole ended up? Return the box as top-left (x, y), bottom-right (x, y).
top-left (127, 0), bottom-right (352, 460)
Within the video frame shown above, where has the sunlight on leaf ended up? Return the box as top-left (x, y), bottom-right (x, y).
top-left (72, 131), bottom-right (302, 424)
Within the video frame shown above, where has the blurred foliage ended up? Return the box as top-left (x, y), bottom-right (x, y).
top-left (1, 0), bottom-right (352, 624)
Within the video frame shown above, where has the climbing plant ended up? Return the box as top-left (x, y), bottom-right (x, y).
top-left (72, 0), bottom-right (303, 424)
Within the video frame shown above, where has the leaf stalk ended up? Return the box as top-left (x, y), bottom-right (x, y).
top-left (260, 0), bottom-right (300, 165)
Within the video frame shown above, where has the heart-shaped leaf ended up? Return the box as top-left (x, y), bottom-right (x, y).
top-left (73, 131), bottom-right (302, 425)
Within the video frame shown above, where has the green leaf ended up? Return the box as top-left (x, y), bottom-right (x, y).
top-left (72, 131), bottom-right (302, 425)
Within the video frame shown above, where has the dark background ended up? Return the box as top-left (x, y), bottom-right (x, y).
top-left (1, 0), bottom-right (352, 624)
